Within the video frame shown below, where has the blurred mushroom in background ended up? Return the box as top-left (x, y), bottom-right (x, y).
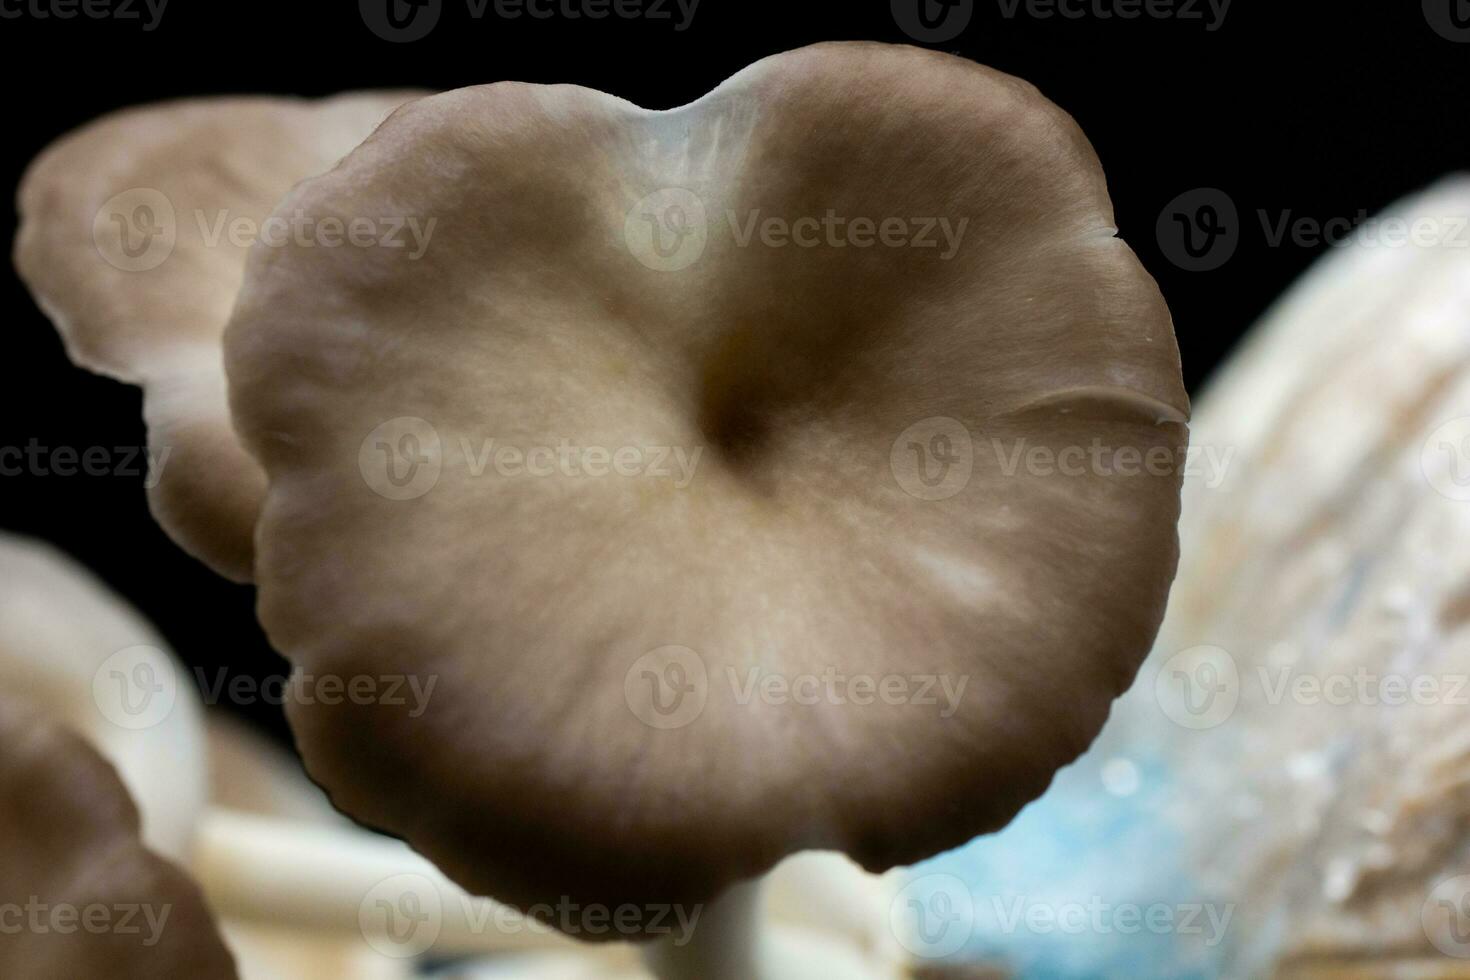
top-left (12, 90), bottom-right (427, 582)
top-left (0, 533), bottom-right (573, 975)
top-left (0, 534), bottom-right (207, 860)
top-left (0, 692), bottom-right (237, 978)
top-left (909, 179), bottom-right (1470, 979)
top-left (1162, 177), bottom-right (1470, 977)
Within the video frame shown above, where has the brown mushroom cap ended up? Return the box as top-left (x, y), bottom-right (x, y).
top-left (224, 43), bottom-right (1188, 930)
top-left (0, 693), bottom-right (237, 978)
top-left (13, 91), bottom-right (425, 582)
top-left (0, 532), bottom-right (208, 862)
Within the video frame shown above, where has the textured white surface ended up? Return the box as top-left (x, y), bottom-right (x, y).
top-left (1158, 178), bottom-right (1470, 974)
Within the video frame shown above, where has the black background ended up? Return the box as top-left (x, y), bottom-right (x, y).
top-left (2, 0), bottom-right (1466, 738)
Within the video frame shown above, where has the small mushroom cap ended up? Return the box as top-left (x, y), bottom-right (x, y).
top-left (0, 693), bottom-right (237, 978)
top-left (0, 532), bottom-right (207, 861)
top-left (13, 91), bottom-right (425, 582)
top-left (225, 43), bottom-right (1188, 929)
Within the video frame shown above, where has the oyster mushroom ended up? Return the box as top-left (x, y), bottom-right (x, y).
top-left (13, 90), bottom-right (426, 582)
top-left (0, 692), bottom-right (238, 978)
top-left (221, 37), bottom-right (1187, 968)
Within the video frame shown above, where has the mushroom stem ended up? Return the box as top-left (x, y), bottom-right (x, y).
top-left (641, 878), bottom-right (766, 980)
top-left (192, 808), bottom-right (574, 955)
